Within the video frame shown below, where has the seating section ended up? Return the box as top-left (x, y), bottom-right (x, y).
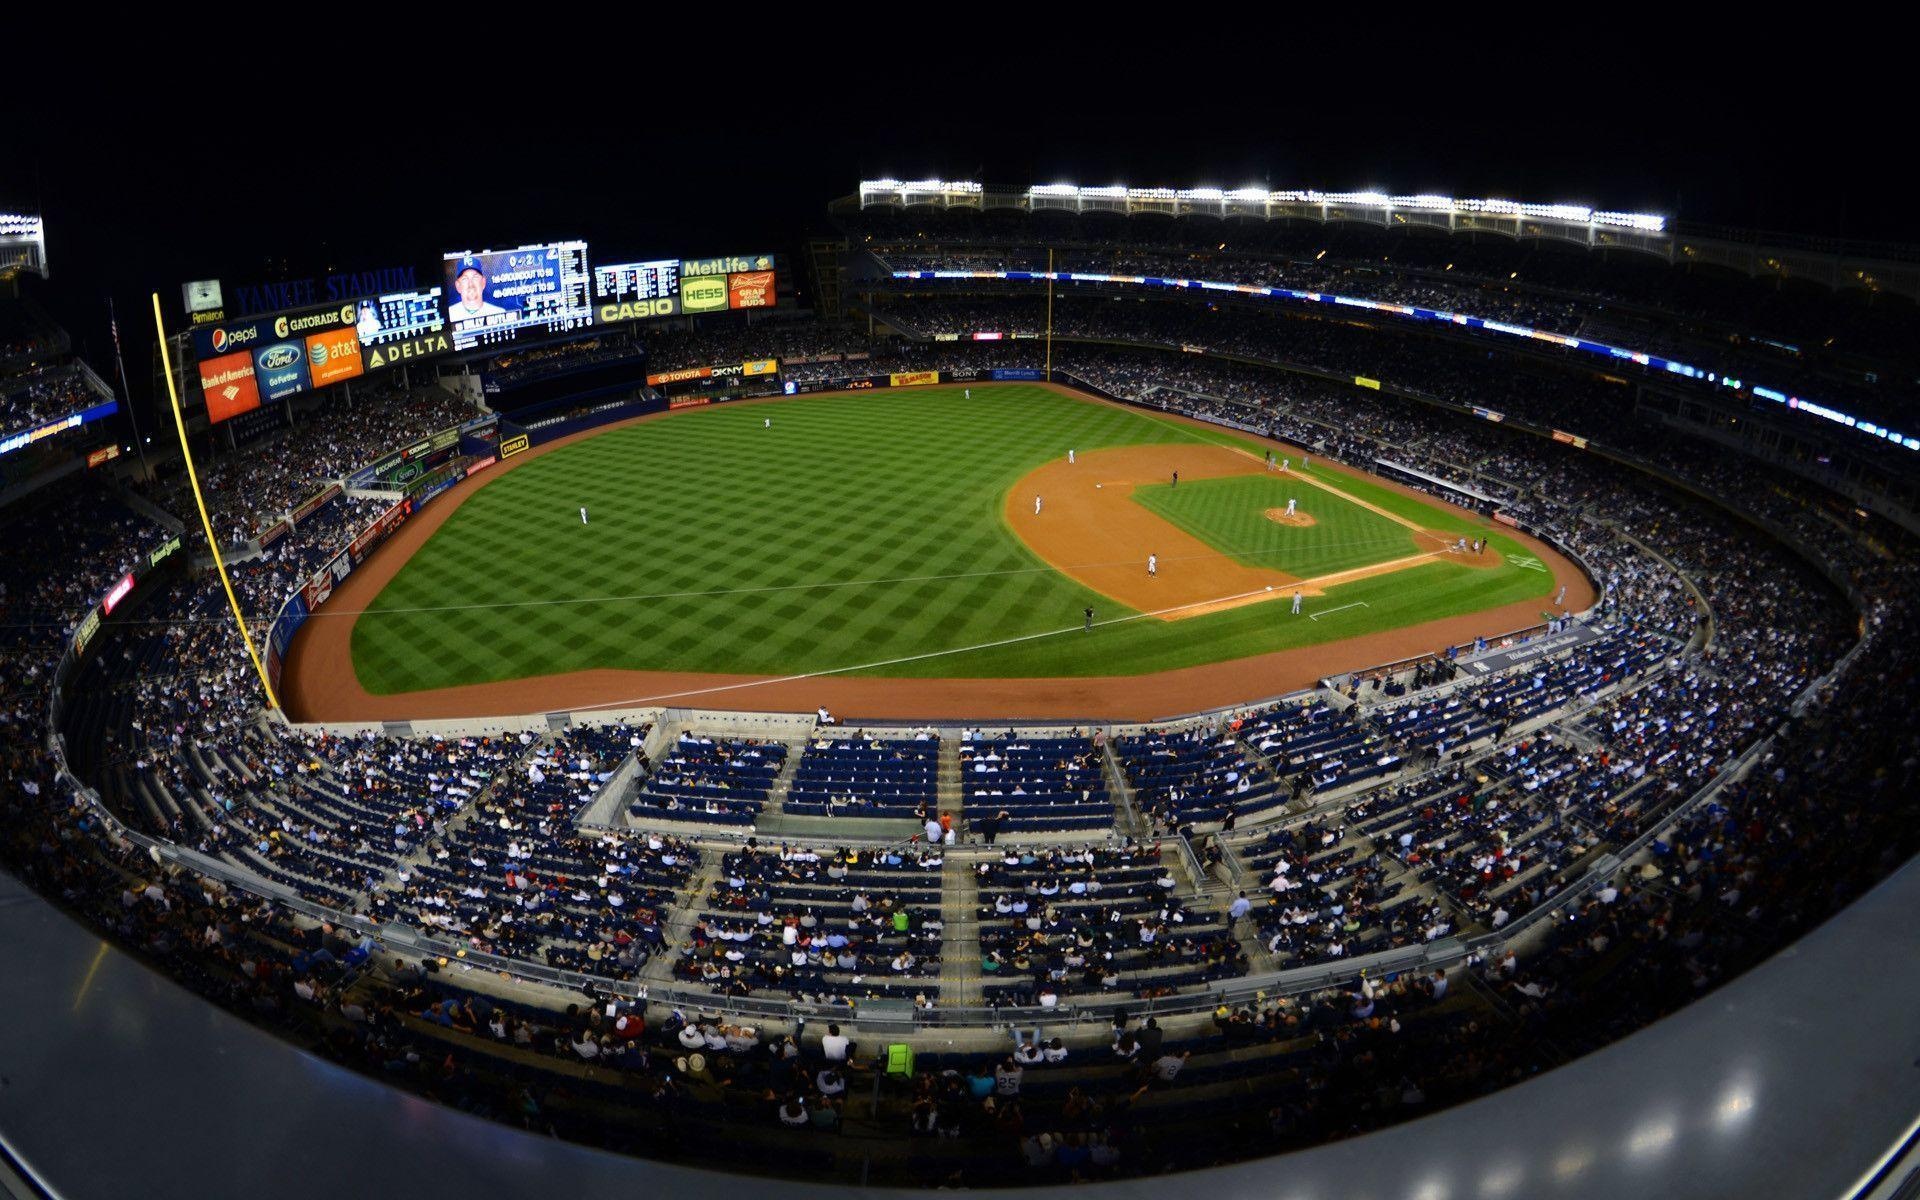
top-left (376, 723), bottom-right (697, 978)
top-left (959, 733), bottom-right (1109, 832)
top-left (1370, 629), bottom-right (1669, 756)
top-left (976, 845), bottom-right (1248, 1003)
top-left (1240, 703), bottom-right (1402, 792)
top-left (683, 845), bottom-right (944, 1001)
top-left (1115, 724), bottom-right (1282, 826)
top-left (785, 733), bottom-right (939, 818)
top-left (628, 734), bottom-right (786, 826)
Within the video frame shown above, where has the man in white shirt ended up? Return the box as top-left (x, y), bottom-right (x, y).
top-left (448, 257), bottom-right (508, 325)
top-left (820, 1024), bottom-right (851, 1062)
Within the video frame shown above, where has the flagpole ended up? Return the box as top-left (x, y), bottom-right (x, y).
top-left (108, 295), bottom-right (151, 478)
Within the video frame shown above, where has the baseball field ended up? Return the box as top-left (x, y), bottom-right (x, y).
top-left (286, 383), bottom-right (1587, 721)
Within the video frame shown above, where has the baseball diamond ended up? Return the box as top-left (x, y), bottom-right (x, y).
top-left (285, 384), bottom-right (1584, 722)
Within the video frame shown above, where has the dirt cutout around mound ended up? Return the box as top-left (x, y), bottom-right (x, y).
top-left (1005, 444), bottom-right (1495, 622)
top-left (281, 383), bottom-right (1593, 724)
top-left (1264, 509), bottom-right (1318, 527)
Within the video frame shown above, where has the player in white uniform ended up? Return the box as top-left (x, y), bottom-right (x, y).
top-left (1302, 453), bottom-right (1310, 469)
top-left (1285, 498), bottom-right (1297, 517)
top-left (1280, 457), bottom-right (1290, 473)
top-left (1147, 553), bottom-right (1157, 578)
top-left (1034, 495), bottom-right (1042, 516)
top-left (964, 388), bottom-right (971, 399)
top-left (764, 416), bottom-right (771, 428)
top-left (580, 506), bottom-right (589, 525)
top-left (1068, 448), bottom-right (1075, 464)
top-left (1291, 590), bottom-right (1303, 615)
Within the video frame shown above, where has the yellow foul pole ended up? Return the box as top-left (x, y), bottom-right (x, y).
top-left (150, 294), bottom-right (281, 712)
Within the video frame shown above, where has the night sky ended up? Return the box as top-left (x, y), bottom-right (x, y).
top-left (7, 31), bottom-right (1884, 431)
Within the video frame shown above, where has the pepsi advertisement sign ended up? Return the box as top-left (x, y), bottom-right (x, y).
top-left (253, 340), bottom-right (311, 401)
top-left (193, 301), bottom-right (360, 361)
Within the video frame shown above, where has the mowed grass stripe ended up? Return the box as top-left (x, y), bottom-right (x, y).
top-left (350, 386), bottom-right (1555, 692)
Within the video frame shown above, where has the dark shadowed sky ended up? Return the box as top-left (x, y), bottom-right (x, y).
top-left (5, 23), bottom-right (1888, 411)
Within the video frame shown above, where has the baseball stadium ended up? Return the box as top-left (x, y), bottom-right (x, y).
top-left (4, 118), bottom-right (1919, 1200)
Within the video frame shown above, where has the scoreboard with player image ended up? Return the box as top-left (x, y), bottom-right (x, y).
top-left (443, 242), bottom-right (595, 351)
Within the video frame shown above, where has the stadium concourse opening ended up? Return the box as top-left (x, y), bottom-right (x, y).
top-left (281, 384), bottom-right (1592, 724)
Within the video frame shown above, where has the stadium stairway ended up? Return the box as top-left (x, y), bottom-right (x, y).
top-left (937, 861), bottom-right (983, 1008)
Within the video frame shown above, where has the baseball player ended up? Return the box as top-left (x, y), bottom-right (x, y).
top-left (1171, 469), bottom-right (1179, 489)
top-left (1034, 495), bottom-right (1043, 516)
top-left (580, 506), bottom-right (589, 525)
top-left (1302, 453), bottom-right (1310, 469)
top-left (1556, 584), bottom-right (1567, 605)
top-left (1285, 498), bottom-right (1297, 517)
top-left (1148, 553), bottom-right (1158, 578)
top-left (1068, 448), bottom-right (1075, 464)
top-left (1084, 607), bottom-right (1094, 632)
top-left (1291, 590), bottom-right (1303, 615)
top-left (965, 388), bottom-right (972, 400)
top-left (1265, 450), bottom-right (1274, 471)
top-left (1281, 457), bottom-right (1290, 473)
top-left (764, 416), bottom-right (771, 429)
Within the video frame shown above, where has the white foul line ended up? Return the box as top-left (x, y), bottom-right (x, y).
top-left (1308, 601), bottom-right (1371, 622)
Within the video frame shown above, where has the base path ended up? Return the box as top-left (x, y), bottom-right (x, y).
top-left (1007, 443), bottom-right (1495, 621)
top-left (282, 383), bottom-right (1595, 726)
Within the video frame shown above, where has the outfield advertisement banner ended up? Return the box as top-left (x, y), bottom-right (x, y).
top-left (727, 270), bottom-right (775, 309)
top-left (198, 352), bottom-right (262, 423)
top-left (265, 593), bottom-right (311, 689)
top-left (300, 551), bottom-right (352, 610)
top-left (992, 368), bottom-right (1043, 381)
top-left (259, 519), bottom-right (292, 548)
top-left (348, 500), bottom-right (412, 565)
top-left (305, 326), bottom-right (364, 387)
top-left (499, 433), bottom-right (530, 458)
top-left (647, 366), bottom-right (711, 386)
top-left (680, 275), bottom-right (728, 313)
top-left (889, 371), bottom-right (939, 388)
top-left (669, 396), bottom-right (711, 409)
top-left (742, 358), bottom-right (779, 376)
top-left (465, 455), bottom-right (497, 476)
top-left (291, 483), bottom-right (343, 525)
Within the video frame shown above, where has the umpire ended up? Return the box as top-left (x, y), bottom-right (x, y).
top-left (1084, 607), bottom-right (1094, 632)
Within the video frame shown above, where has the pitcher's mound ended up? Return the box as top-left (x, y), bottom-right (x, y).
top-left (1264, 508), bottom-right (1318, 528)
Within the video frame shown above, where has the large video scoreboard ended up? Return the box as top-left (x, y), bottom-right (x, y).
top-left (443, 242), bottom-right (594, 351)
top-left (187, 242), bottom-right (779, 422)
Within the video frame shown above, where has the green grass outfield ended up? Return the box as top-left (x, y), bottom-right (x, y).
top-left (350, 385), bottom-right (1555, 692)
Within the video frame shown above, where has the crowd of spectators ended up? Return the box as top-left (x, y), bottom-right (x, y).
top-left (2, 290), bottom-right (1917, 1185)
top-left (140, 381), bottom-right (475, 546)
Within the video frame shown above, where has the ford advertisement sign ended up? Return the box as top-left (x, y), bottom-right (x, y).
top-left (253, 340), bottom-right (311, 401)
